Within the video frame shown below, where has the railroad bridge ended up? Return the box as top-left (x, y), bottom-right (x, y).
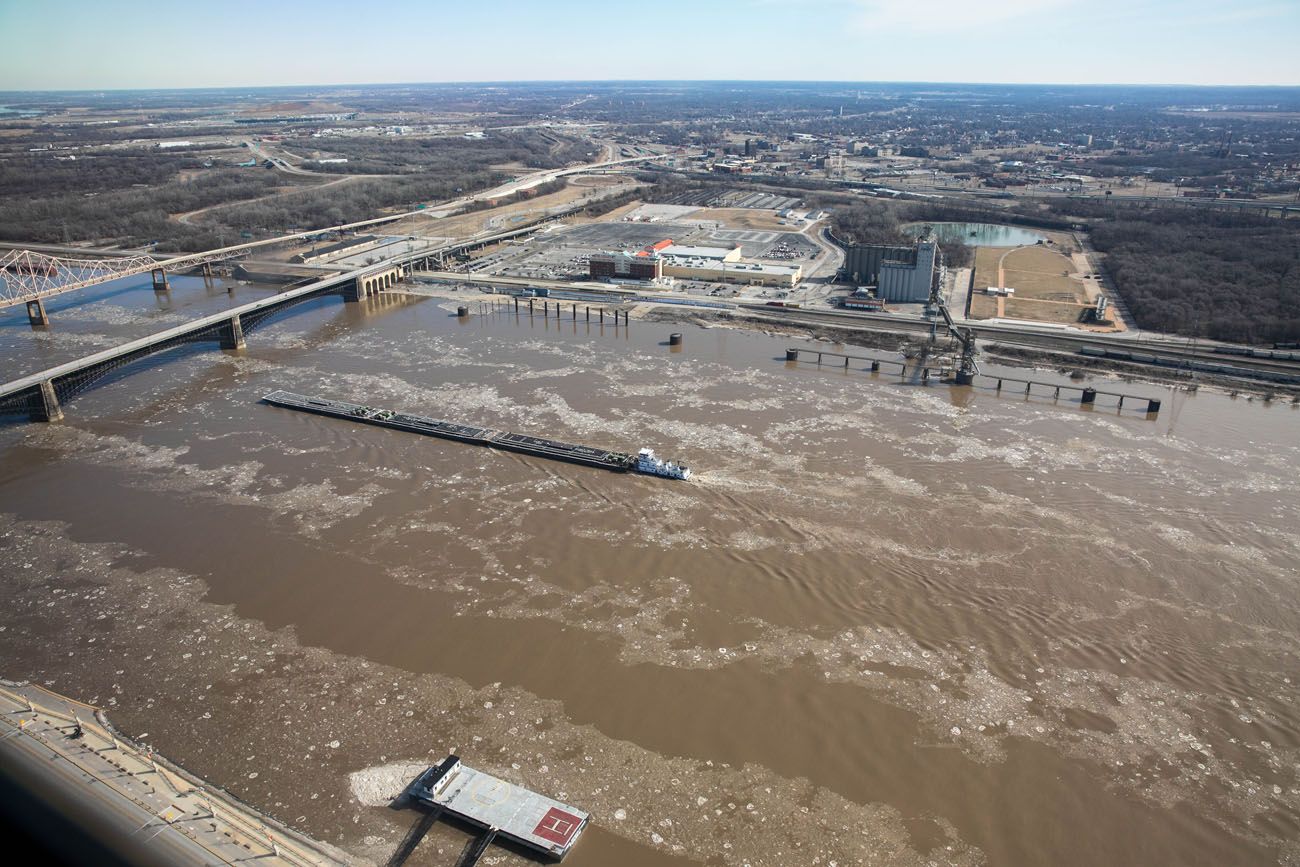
top-left (0, 264), bottom-right (403, 422)
top-left (356, 265), bottom-right (403, 298)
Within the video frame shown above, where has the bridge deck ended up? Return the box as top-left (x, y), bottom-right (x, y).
top-left (0, 269), bottom-right (361, 401)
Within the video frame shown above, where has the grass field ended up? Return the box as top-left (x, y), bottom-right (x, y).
top-left (999, 245), bottom-right (1089, 302)
top-left (567, 199), bottom-right (642, 225)
top-left (690, 208), bottom-right (792, 231)
top-left (970, 242), bottom-right (1093, 324)
top-left (386, 176), bottom-right (634, 240)
top-left (1001, 297), bottom-right (1091, 325)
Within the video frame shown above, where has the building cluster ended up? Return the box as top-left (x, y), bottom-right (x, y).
top-left (589, 239), bottom-right (802, 289)
top-left (840, 289), bottom-right (887, 311)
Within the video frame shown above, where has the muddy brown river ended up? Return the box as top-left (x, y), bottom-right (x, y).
top-left (1, 276), bottom-right (1297, 865)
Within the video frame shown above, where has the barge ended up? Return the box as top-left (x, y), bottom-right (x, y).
top-left (262, 390), bottom-right (690, 479)
top-left (407, 756), bottom-right (589, 861)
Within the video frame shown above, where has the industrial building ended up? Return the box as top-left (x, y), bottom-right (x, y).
top-left (588, 250), bottom-right (664, 281)
top-left (659, 244), bottom-right (801, 288)
top-left (588, 241), bottom-right (801, 289)
top-left (840, 235), bottom-right (939, 303)
top-left (292, 235), bottom-right (381, 264)
top-left (841, 288), bottom-right (886, 311)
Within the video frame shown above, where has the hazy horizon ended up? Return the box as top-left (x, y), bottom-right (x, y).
top-left (4, 79), bottom-right (1300, 98)
top-left (3, 0), bottom-right (1298, 91)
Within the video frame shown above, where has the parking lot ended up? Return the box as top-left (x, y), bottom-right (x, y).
top-left (467, 221), bottom-right (821, 283)
top-left (661, 188), bottom-right (804, 210)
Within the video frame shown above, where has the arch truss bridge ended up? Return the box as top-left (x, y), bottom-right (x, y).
top-left (0, 248), bottom-right (244, 316)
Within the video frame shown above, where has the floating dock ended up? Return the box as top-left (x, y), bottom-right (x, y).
top-left (407, 756), bottom-right (589, 861)
top-left (262, 390), bottom-right (690, 477)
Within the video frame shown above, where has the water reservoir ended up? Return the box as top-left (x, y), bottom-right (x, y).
top-left (907, 222), bottom-right (1047, 247)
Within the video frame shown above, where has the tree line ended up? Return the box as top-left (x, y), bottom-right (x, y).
top-left (1090, 208), bottom-right (1299, 344)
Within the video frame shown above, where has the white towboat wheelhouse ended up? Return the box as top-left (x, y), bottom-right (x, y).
top-left (636, 447), bottom-right (691, 480)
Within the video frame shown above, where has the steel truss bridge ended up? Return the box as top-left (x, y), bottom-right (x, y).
top-left (0, 248), bottom-right (247, 311)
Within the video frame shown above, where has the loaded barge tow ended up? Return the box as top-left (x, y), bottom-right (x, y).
top-left (262, 390), bottom-right (691, 479)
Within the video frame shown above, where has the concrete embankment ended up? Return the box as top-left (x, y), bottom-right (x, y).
top-left (0, 680), bottom-right (357, 867)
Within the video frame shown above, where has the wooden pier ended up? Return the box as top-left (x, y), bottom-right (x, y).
top-left (785, 347), bottom-right (1162, 415)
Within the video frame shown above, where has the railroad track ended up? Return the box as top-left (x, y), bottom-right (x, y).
top-left (737, 305), bottom-right (1300, 378)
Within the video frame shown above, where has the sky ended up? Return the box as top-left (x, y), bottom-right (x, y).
top-left (1, 0), bottom-right (1298, 90)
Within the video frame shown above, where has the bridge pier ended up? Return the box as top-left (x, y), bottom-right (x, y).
top-left (26, 298), bottom-right (50, 328)
top-left (218, 315), bottom-right (246, 350)
top-left (151, 268), bottom-right (169, 293)
top-left (35, 380), bottom-right (62, 422)
top-left (201, 262), bottom-right (215, 289)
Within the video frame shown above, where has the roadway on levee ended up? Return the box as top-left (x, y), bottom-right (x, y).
top-left (0, 680), bottom-right (352, 866)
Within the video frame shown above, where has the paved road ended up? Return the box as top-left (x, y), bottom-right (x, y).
top-left (244, 139), bottom-right (320, 177)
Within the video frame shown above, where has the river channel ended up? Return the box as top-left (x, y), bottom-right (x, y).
top-left (0, 275), bottom-right (1297, 865)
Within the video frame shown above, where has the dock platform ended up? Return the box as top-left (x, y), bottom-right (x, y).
top-left (407, 756), bottom-right (589, 861)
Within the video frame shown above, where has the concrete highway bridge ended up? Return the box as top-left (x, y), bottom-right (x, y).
top-left (0, 217), bottom-right (565, 422)
top-left (0, 262), bottom-right (402, 421)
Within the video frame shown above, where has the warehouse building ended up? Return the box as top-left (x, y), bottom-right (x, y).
top-left (659, 244), bottom-right (801, 289)
top-left (590, 241), bottom-right (802, 289)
